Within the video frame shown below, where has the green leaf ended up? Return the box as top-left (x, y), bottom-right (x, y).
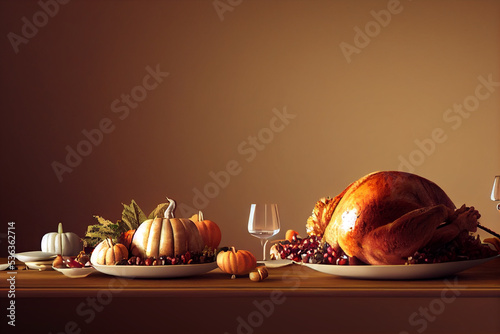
top-left (93, 215), bottom-right (114, 227)
top-left (84, 199), bottom-right (147, 247)
top-left (148, 202), bottom-right (171, 219)
top-left (121, 199), bottom-right (147, 230)
top-left (83, 216), bottom-right (125, 246)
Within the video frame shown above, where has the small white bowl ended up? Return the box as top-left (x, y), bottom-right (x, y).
top-left (53, 266), bottom-right (97, 278)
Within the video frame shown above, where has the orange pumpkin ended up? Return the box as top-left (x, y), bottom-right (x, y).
top-left (217, 246), bottom-right (257, 277)
top-left (285, 229), bottom-right (299, 242)
top-left (192, 211), bottom-right (222, 250)
top-left (119, 229), bottom-right (136, 250)
top-left (91, 238), bottom-right (128, 265)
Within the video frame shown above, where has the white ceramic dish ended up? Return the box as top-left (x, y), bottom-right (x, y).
top-left (301, 255), bottom-right (500, 280)
top-left (15, 251), bottom-right (56, 263)
top-left (25, 260), bottom-right (54, 271)
top-left (53, 266), bottom-right (97, 278)
top-left (92, 262), bottom-right (218, 279)
top-left (257, 259), bottom-right (293, 268)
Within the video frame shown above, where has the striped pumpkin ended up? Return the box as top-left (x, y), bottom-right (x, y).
top-left (130, 198), bottom-right (204, 259)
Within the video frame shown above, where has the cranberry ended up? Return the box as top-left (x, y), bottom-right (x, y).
top-left (65, 258), bottom-right (83, 268)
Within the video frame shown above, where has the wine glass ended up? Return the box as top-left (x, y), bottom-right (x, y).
top-left (247, 204), bottom-right (280, 261)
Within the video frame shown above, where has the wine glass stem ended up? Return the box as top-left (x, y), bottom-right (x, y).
top-left (261, 239), bottom-right (268, 261)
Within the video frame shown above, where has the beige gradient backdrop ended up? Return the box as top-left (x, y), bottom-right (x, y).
top-left (0, 0), bottom-right (499, 258)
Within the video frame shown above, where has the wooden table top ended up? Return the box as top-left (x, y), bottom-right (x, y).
top-left (3, 256), bottom-right (500, 298)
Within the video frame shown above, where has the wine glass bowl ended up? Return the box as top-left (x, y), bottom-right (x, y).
top-left (248, 204), bottom-right (280, 261)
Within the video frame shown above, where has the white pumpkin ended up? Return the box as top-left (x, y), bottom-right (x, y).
top-left (41, 223), bottom-right (81, 256)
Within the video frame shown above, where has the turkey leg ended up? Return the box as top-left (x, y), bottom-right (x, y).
top-left (426, 205), bottom-right (479, 248)
top-left (361, 204), bottom-right (451, 264)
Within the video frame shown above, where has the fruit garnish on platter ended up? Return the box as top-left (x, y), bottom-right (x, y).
top-left (52, 251), bottom-right (92, 269)
top-left (270, 231), bottom-right (353, 265)
top-left (272, 171), bottom-right (500, 266)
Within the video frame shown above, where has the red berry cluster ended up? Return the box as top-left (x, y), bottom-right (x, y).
top-left (116, 248), bottom-right (217, 266)
top-left (271, 234), bottom-right (352, 265)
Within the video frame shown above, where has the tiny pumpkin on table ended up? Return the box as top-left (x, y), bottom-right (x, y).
top-left (217, 246), bottom-right (257, 279)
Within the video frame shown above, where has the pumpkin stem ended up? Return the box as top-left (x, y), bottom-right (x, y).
top-left (164, 198), bottom-right (176, 219)
top-left (58, 222), bottom-right (63, 256)
top-left (198, 211), bottom-right (204, 221)
top-left (106, 238), bottom-right (114, 247)
top-left (230, 246), bottom-right (237, 253)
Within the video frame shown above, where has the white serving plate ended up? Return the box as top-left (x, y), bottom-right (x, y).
top-left (92, 262), bottom-right (218, 279)
top-left (53, 266), bottom-right (97, 278)
top-left (15, 251), bottom-right (56, 263)
top-left (301, 255), bottom-right (500, 280)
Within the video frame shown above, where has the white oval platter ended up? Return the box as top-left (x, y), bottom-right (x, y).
top-left (92, 262), bottom-right (218, 279)
top-left (301, 255), bottom-right (500, 280)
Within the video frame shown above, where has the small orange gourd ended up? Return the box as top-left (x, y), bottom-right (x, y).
top-left (285, 229), bottom-right (299, 242)
top-left (217, 247), bottom-right (257, 278)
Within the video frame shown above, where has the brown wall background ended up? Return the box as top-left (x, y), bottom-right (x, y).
top-left (0, 0), bottom-right (499, 257)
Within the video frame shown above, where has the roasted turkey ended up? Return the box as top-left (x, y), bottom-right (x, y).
top-left (307, 171), bottom-right (482, 265)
